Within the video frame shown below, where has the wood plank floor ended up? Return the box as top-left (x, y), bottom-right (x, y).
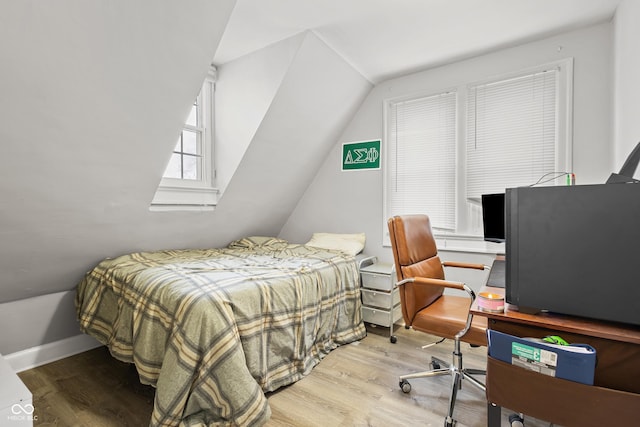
top-left (18, 325), bottom-right (552, 426)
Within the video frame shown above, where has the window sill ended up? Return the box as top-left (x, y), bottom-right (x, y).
top-left (149, 204), bottom-right (215, 212)
top-left (150, 184), bottom-right (218, 211)
top-left (435, 235), bottom-right (505, 255)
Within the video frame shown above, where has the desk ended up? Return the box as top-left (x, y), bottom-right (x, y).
top-left (471, 286), bottom-right (640, 427)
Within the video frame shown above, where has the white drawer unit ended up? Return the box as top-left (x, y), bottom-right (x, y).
top-left (358, 258), bottom-right (402, 343)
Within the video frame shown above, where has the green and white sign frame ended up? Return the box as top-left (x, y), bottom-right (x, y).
top-left (341, 140), bottom-right (381, 171)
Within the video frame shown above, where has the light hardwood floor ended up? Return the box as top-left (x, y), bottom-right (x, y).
top-left (18, 325), bottom-right (552, 426)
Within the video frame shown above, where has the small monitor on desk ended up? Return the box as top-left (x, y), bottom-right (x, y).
top-left (481, 193), bottom-right (505, 243)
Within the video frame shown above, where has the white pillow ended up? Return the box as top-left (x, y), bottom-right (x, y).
top-left (305, 232), bottom-right (366, 256)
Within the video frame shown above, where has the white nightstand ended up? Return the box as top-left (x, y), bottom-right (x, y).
top-left (0, 354), bottom-right (33, 426)
top-left (358, 257), bottom-right (402, 343)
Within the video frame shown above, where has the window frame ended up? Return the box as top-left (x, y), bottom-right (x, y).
top-left (382, 58), bottom-right (573, 246)
top-left (151, 68), bottom-right (218, 210)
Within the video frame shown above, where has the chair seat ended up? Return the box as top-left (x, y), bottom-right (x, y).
top-left (411, 294), bottom-right (488, 347)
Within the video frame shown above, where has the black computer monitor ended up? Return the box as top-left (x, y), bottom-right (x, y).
top-left (481, 193), bottom-right (505, 243)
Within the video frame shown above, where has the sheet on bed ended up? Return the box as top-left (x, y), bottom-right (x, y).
top-left (75, 238), bottom-right (366, 427)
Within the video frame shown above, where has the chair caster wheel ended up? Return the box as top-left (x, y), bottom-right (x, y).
top-left (431, 360), bottom-right (441, 370)
top-left (508, 413), bottom-right (524, 427)
top-left (390, 335), bottom-right (397, 343)
top-left (399, 379), bottom-right (411, 393)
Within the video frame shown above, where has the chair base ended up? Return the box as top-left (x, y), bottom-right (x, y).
top-left (399, 347), bottom-right (486, 426)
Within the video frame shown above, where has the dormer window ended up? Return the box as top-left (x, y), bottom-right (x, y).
top-left (151, 68), bottom-right (217, 210)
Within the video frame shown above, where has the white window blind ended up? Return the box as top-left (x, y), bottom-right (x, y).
top-left (386, 91), bottom-right (457, 231)
top-left (466, 68), bottom-right (558, 200)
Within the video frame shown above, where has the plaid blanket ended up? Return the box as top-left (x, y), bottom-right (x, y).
top-left (75, 237), bottom-right (366, 426)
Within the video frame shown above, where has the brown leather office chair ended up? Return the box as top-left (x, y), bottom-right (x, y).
top-left (388, 214), bottom-right (488, 427)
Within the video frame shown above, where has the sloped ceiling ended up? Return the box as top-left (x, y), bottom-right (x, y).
top-left (0, 3), bottom-right (371, 303)
top-left (214, 0), bottom-right (620, 83)
top-left (215, 32), bottom-right (372, 224)
top-left (0, 0), bottom-right (237, 302)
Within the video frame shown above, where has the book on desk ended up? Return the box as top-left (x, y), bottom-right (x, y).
top-left (488, 330), bottom-right (596, 385)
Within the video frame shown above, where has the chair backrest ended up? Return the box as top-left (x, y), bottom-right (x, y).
top-left (388, 214), bottom-right (446, 326)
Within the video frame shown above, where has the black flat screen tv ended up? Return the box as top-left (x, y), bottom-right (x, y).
top-left (481, 193), bottom-right (505, 243)
top-left (505, 183), bottom-right (640, 326)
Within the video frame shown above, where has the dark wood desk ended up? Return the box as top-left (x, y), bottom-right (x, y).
top-left (472, 286), bottom-right (640, 427)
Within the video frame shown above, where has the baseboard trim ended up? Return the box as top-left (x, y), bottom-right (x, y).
top-left (5, 334), bottom-right (103, 372)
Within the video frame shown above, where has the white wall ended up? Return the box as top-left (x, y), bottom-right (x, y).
top-left (613, 0), bottom-right (640, 167)
top-left (280, 22), bottom-right (614, 275)
top-left (0, 0), bottom-right (237, 355)
top-left (215, 34), bottom-right (304, 195)
top-left (0, 292), bottom-right (78, 355)
top-left (213, 31), bottom-right (372, 235)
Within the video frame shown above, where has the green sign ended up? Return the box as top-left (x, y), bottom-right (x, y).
top-left (342, 140), bottom-right (381, 170)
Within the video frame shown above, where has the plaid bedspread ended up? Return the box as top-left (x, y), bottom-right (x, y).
top-left (75, 237), bottom-right (366, 426)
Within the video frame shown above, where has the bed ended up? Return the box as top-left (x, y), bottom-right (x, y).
top-left (75, 236), bottom-right (366, 426)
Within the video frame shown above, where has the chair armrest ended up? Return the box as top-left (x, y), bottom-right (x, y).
top-left (397, 277), bottom-right (476, 303)
top-left (442, 261), bottom-right (488, 270)
top-left (399, 276), bottom-right (466, 292)
top-left (397, 276), bottom-right (477, 341)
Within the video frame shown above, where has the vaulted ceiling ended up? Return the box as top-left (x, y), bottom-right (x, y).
top-left (214, 0), bottom-right (620, 83)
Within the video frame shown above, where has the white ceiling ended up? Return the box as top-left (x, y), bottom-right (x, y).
top-left (213, 0), bottom-right (620, 83)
